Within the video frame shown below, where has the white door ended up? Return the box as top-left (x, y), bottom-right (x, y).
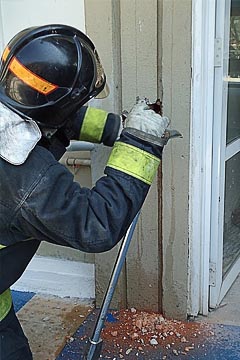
top-left (210, 0), bottom-right (240, 308)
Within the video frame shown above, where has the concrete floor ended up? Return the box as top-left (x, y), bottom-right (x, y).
top-left (199, 274), bottom-right (240, 326)
top-left (14, 293), bottom-right (93, 360)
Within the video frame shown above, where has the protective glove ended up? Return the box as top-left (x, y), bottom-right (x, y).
top-left (123, 98), bottom-right (182, 147)
top-left (106, 98), bottom-right (182, 186)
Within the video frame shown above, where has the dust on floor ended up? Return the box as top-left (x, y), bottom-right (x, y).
top-left (17, 294), bottom-right (93, 360)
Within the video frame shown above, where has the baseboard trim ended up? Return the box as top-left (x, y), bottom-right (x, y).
top-left (12, 255), bottom-right (95, 300)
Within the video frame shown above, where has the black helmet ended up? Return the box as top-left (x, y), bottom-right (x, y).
top-left (0, 24), bottom-right (108, 128)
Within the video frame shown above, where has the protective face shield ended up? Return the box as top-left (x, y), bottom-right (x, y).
top-left (0, 24), bottom-right (109, 129)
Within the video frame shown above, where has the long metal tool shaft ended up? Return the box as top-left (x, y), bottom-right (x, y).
top-left (83, 212), bottom-right (140, 360)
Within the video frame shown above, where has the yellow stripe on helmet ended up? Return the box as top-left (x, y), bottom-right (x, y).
top-left (2, 46), bottom-right (58, 95)
top-left (107, 142), bottom-right (160, 185)
top-left (2, 46), bottom-right (10, 62)
top-left (9, 57), bottom-right (58, 95)
top-left (79, 107), bottom-right (108, 143)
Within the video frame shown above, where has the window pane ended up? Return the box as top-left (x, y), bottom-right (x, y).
top-left (223, 151), bottom-right (240, 275)
top-left (227, 3), bottom-right (240, 144)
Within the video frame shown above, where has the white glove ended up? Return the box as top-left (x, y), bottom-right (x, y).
top-left (125, 98), bottom-right (170, 139)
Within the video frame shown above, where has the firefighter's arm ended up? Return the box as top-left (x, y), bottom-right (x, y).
top-left (18, 99), bottom-right (180, 253)
top-left (48, 106), bottom-right (121, 160)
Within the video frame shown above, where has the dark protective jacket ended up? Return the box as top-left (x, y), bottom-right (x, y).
top-left (0, 130), bottom-right (162, 294)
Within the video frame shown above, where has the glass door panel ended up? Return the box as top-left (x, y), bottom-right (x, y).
top-left (227, 83), bottom-right (240, 144)
top-left (227, 6), bottom-right (240, 144)
top-left (210, 0), bottom-right (240, 308)
top-left (224, 2), bottom-right (240, 278)
top-left (223, 152), bottom-right (240, 275)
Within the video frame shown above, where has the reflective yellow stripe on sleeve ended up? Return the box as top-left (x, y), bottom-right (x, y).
top-left (106, 142), bottom-right (160, 185)
top-left (0, 245), bottom-right (12, 321)
top-left (0, 289), bottom-right (12, 321)
top-left (79, 107), bottom-right (108, 143)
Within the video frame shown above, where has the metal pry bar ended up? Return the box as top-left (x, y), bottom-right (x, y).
top-left (83, 212), bottom-right (141, 360)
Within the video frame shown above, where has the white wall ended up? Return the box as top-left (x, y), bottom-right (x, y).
top-left (0, 0), bottom-right (85, 51)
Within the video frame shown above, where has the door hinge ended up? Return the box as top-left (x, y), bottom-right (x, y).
top-left (214, 38), bottom-right (223, 67)
top-left (209, 262), bottom-right (216, 287)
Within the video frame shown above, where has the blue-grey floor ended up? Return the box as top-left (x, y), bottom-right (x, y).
top-left (12, 290), bottom-right (35, 312)
top-left (12, 290), bottom-right (240, 359)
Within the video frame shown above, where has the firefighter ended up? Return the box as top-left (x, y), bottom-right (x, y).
top-left (0, 24), bottom-right (176, 359)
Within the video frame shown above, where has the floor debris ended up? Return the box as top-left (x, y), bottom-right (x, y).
top-left (101, 308), bottom-right (215, 358)
top-left (12, 290), bottom-right (240, 359)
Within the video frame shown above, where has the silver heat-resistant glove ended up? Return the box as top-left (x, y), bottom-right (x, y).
top-left (123, 98), bottom-right (182, 147)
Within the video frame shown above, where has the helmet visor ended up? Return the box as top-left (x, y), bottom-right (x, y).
top-left (95, 82), bottom-right (110, 99)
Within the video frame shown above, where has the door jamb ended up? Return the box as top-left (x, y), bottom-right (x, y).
top-left (189, 0), bottom-right (216, 316)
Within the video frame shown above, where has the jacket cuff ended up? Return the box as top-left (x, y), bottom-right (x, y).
top-left (73, 106), bottom-right (121, 147)
top-left (105, 131), bottom-right (163, 185)
top-left (120, 129), bottom-right (163, 159)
